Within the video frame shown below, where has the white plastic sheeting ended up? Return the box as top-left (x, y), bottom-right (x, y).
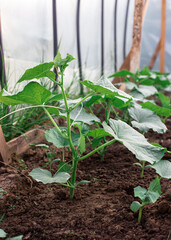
top-left (0, 0), bottom-right (134, 91)
top-left (141, 0), bottom-right (171, 72)
top-left (0, 0), bottom-right (171, 92)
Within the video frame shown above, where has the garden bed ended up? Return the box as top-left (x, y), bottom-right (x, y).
top-left (0, 118), bottom-right (170, 240)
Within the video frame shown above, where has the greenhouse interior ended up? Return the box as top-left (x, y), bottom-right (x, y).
top-left (0, 0), bottom-right (171, 239)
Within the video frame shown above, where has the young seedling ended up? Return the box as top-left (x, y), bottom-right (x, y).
top-left (30, 144), bottom-right (60, 171)
top-left (130, 177), bottom-right (161, 224)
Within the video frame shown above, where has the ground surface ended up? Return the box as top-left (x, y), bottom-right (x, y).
top-left (0, 118), bottom-right (171, 240)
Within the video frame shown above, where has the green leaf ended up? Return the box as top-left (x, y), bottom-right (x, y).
top-left (130, 201), bottom-right (142, 213)
top-left (130, 90), bottom-right (144, 100)
top-left (29, 144), bottom-right (49, 149)
top-left (81, 77), bottom-right (132, 100)
top-left (0, 82), bottom-right (51, 106)
top-left (57, 161), bottom-right (72, 174)
top-left (151, 142), bottom-right (171, 154)
top-left (76, 180), bottom-right (90, 186)
top-left (141, 101), bottom-right (171, 117)
top-left (144, 190), bottom-right (160, 204)
top-left (54, 52), bottom-right (75, 72)
top-left (129, 104), bottom-right (167, 133)
top-left (87, 128), bottom-right (112, 138)
top-left (91, 138), bottom-right (102, 149)
top-left (149, 177), bottom-right (162, 194)
top-left (18, 62), bottom-right (54, 83)
top-left (133, 85), bottom-right (158, 98)
top-left (6, 236), bottom-right (23, 240)
top-left (157, 92), bottom-right (171, 108)
top-left (134, 186), bottom-right (147, 201)
top-left (0, 229), bottom-right (7, 238)
top-left (44, 127), bottom-right (80, 148)
top-left (148, 160), bottom-right (171, 179)
top-left (60, 106), bottom-right (100, 125)
top-left (84, 95), bottom-right (102, 107)
top-left (103, 119), bottom-right (164, 164)
top-left (47, 107), bottom-right (59, 116)
top-left (126, 82), bottom-right (137, 90)
top-left (47, 93), bottom-right (63, 103)
top-left (29, 168), bottom-right (70, 184)
top-left (109, 70), bottom-right (134, 78)
top-left (79, 134), bottom-right (85, 154)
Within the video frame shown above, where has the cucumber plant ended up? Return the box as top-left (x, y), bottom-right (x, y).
top-left (0, 52), bottom-right (166, 200)
top-left (130, 177), bottom-right (161, 224)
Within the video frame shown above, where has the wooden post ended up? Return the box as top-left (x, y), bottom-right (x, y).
top-left (0, 125), bottom-right (11, 164)
top-left (149, 40), bottom-right (161, 70)
top-left (112, 0), bottom-right (146, 90)
top-left (160, 0), bottom-right (166, 73)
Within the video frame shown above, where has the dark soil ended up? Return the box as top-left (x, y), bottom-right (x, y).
top-left (0, 118), bottom-right (171, 240)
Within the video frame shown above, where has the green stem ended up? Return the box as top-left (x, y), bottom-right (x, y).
top-left (61, 85), bottom-right (76, 156)
top-left (43, 107), bottom-right (66, 138)
top-left (141, 161), bottom-right (145, 178)
top-left (70, 158), bottom-right (78, 200)
top-left (138, 206), bottom-right (143, 224)
top-left (105, 102), bottom-right (112, 124)
top-left (79, 139), bottom-right (116, 161)
top-left (62, 148), bottom-right (65, 162)
top-left (71, 93), bottom-right (94, 111)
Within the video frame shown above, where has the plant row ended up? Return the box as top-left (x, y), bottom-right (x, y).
top-left (0, 53), bottom-right (171, 238)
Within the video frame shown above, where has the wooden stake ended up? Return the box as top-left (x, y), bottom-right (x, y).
top-left (0, 125), bottom-right (11, 164)
top-left (7, 128), bottom-right (45, 156)
top-left (149, 40), bottom-right (161, 70)
top-left (112, 0), bottom-right (145, 91)
top-left (160, 0), bottom-right (166, 73)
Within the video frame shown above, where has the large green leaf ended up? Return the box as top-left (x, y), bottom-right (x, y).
top-left (18, 62), bottom-right (55, 83)
top-left (0, 82), bottom-right (51, 106)
top-left (103, 119), bottom-right (164, 164)
top-left (60, 106), bottom-right (100, 125)
top-left (128, 104), bottom-right (167, 133)
top-left (148, 160), bottom-right (171, 179)
top-left (29, 168), bottom-right (70, 184)
top-left (44, 127), bottom-right (80, 148)
top-left (141, 101), bottom-right (171, 117)
top-left (81, 77), bottom-right (132, 100)
top-left (0, 229), bottom-right (7, 238)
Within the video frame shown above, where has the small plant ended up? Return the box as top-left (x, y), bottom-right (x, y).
top-left (130, 177), bottom-right (161, 224)
top-left (30, 144), bottom-right (60, 171)
top-left (0, 188), bottom-right (6, 199)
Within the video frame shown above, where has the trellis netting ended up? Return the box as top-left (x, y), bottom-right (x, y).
top-left (0, 0), bottom-right (171, 93)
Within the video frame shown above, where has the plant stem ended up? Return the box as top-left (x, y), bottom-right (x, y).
top-left (138, 206), bottom-right (143, 224)
top-left (43, 107), bottom-right (66, 138)
top-left (79, 139), bottom-right (116, 161)
top-left (141, 161), bottom-right (145, 178)
top-left (69, 158), bottom-right (78, 199)
top-left (105, 102), bottom-right (112, 124)
top-left (71, 92), bottom-right (94, 111)
top-left (61, 85), bottom-right (76, 156)
top-left (62, 148), bottom-right (65, 162)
